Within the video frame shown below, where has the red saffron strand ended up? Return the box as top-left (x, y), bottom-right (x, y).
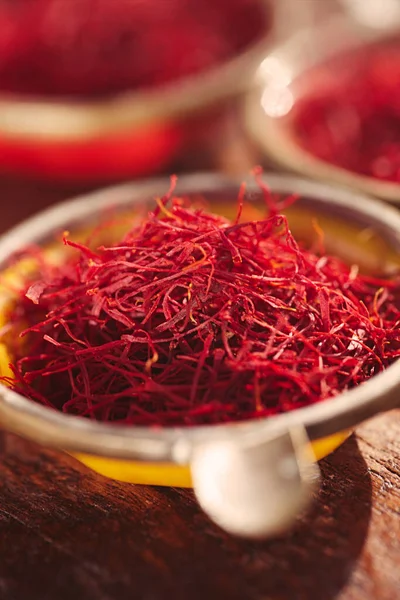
top-left (1, 178), bottom-right (400, 426)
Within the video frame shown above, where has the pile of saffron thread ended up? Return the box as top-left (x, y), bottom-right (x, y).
top-left (2, 177), bottom-right (400, 426)
top-left (292, 41), bottom-right (400, 183)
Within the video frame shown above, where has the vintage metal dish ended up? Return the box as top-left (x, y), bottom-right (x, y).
top-left (245, 14), bottom-right (400, 203)
top-left (0, 173), bottom-right (400, 538)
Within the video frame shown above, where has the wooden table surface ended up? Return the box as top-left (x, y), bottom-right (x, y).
top-left (0, 416), bottom-right (399, 600)
top-left (0, 174), bottom-right (400, 600)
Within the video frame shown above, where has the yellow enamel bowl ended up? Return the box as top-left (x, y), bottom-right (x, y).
top-left (1, 173), bottom-right (400, 537)
top-left (245, 14), bottom-right (400, 204)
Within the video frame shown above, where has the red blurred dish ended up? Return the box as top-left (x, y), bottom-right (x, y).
top-left (0, 0), bottom-right (271, 182)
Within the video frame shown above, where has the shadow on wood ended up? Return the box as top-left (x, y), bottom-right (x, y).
top-left (0, 432), bottom-right (370, 600)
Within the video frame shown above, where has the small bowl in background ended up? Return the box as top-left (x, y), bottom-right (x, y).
top-left (244, 14), bottom-right (400, 203)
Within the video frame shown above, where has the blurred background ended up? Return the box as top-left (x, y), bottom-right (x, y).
top-left (1, 0), bottom-right (399, 231)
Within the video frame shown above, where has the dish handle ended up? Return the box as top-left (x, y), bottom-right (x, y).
top-left (190, 426), bottom-right (320, 538)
